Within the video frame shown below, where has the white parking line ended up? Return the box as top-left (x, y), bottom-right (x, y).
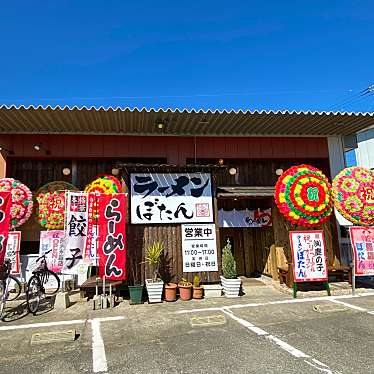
top-left (177, 292), bottom-right (374, 314)
top-left (328, 299), bottom-right (368, 312)
top-left (0, 315), bottom-right (124, 374)
top-left (91, 319), bottom-right (108, 373)
top-left (266, 335), bottom-right (308, 358)
top-left (0, 319), bottom-right (86, 331)
top-left (222, 307), bottom-right (333, 373)
top-left (222, 309), bottom-right (267, 335)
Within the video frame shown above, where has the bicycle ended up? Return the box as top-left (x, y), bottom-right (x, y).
top-left (26, 250), bottom-right (60, 315)
top-left (0, 259), bottom-right (22, 321)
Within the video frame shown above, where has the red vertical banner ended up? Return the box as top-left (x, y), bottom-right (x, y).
top-left (98, 193), bottom-right (126, 280)
top-left (0, 191), bottom-right (11, 265)
top-left (0, 191), bottom-right (11, 232)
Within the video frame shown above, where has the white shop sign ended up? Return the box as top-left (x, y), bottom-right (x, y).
top-left (131, 173), bottom-right (213, 224)
top-left (182, 223), bottom-right (218, 272)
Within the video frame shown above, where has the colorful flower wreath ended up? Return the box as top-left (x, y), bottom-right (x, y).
top-left (35, 181), bottom-right (78, 229)
top-left (84, 175), bottom-right (122, 219)
top-left (84, 174), bottom-right (122, 194)
top-left (275, 164), bottom-right (333, 227)
top-left (332, 166), bottom-right (374, 226)
top-left (0, 178), bottom-right (33, 229)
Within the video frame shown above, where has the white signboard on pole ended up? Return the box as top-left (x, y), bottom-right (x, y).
top-left (182, 223), bottom-right (218, 272)
top-left (131, 173), bottom-right (213, 224)
top-left (5, 231), bottom-right (21, 274)
top-left (290, 230), bottom-right (328, 282)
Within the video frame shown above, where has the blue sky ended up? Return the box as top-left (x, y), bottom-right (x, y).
top-left (1, 1), bottom-right (374, 111)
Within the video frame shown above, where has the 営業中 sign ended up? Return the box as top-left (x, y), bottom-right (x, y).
top-left (182, 223), bottom-right (218, 272)
top-left (5, 231), bottom-right (21, 274)
top-left (131, 173), bottom-right (213, 224)
top-left (39, 230), bottom-right (66, 273)
top-left (350, 226), bottom-right (374, 276)
top-left (290, 230), bottom-right (327, 282)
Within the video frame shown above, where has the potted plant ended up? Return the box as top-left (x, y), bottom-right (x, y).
top-left (164, 282), bottom-right (177, 301)
top-left (192, 275), bottom-right (203, 299)
top-left (128, 256), bottom-right (144, 305)
top-left (145, 241), bottom-right (164, 303)
top-left (220, 239), bottom-right (241, 298)
top-left (178, 278), bottom-right (192, 301)
top-left (201, 272), bottom-right (222, 298)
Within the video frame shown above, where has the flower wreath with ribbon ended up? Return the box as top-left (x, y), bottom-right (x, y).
top-left (84, 174), bottom-right (122, 194)
top-left (84, 174), bottom-right (122, 219)
top-left (332, 166), bottom-right (373, 226)
top-left (35, 181), bottom-right (78, 229)
top-left (275, 164), bottom-right (333, 227)
top-left (0, 178), bottom-right (33, 229)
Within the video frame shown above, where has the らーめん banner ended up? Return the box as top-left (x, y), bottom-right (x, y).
top-left (98, 193), bottom-right (126, 280)
top-left (131, 173), bottom-right (213, 224)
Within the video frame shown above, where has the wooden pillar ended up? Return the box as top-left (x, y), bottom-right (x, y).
top-left (327, 135), bottom-right (346, 263)
top-left (271, 204), bottom-right (292, 263)
top-left (0, 152), bottom-right (6, 178)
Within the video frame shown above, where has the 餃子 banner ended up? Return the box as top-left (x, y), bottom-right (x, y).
top-left (98, 193), bottom-right (126, 280)
top-left (5, 231), bottom-right (21, 274)
top-left (349, 226), bottom-right (374, 276)
top-left (182, 223), bottom-right (218, 272)
top-left (39, 230), bottom-right (66, 273)
top-left (64, 192), bottom-right (88, 274)
top-left (290, 230), bottom-right (328, 282)
top-left (130, 173), bottom-right (213, 224)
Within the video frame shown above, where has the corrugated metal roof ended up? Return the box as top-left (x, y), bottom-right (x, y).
top-left (0, 104), bottom-right (372, 136)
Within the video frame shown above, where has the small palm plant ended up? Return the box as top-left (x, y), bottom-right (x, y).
top-left (222, 239), bottom-right (237, 279)
top-left (145, 242), bottom-right (164, 282)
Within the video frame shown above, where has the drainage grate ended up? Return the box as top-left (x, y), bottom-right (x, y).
top-left (31, 329), bottom-right (76, 345)
top-left (190, 314), bottom-right (226, 327)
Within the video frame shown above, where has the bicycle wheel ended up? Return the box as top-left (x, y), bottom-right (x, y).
top-left (0, 280), bottom-right (6, 320)
top-left (42, 270), bottom-right (60, 295)
top-left (6, 275), bottom-right (21, 301)
top-left (27, 276), bottom-right (41, 315)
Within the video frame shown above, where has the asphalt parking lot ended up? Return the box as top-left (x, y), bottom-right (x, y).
top-left (1, 288), bottom-right (374, 373)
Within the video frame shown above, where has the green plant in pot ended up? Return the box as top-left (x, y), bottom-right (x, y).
top-left (193, 275), bottom-right (203, 299)
top-left (160, 252), bottom-right (177, 302)
top-left (220, 239), bottom-right (241, 298)
top-left (128, 255), bottom-right (144, 305)
top-left (178, 277), bottom-right (192, 301)
top-left (145, 242), bottom-right (164, 303)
